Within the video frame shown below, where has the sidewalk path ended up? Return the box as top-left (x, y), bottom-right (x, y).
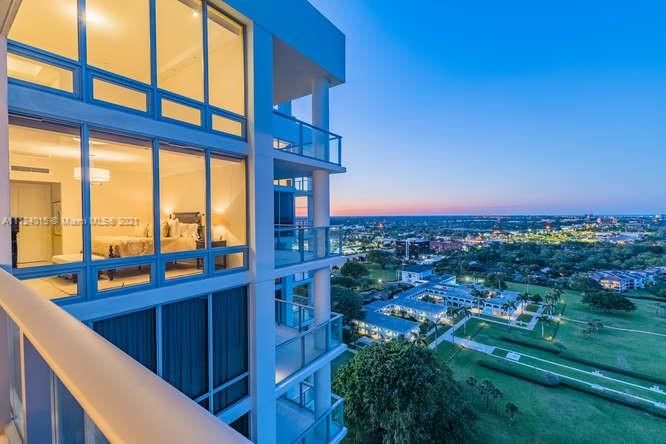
top-left (562, 316), bottom-right (666, 337)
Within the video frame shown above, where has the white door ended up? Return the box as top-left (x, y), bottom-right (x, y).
top-left (11, 182), bottom-right (53, 265)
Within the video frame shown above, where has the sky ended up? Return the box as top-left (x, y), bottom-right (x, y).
top-left (296, 0), bottom-right (666, 216)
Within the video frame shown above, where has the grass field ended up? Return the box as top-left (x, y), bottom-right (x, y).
top-left (438, 283), bottom-right (666, 443)
top-left (366, 263), bottom-right (399, 283)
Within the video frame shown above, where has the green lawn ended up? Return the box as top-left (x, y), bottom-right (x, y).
top-left (436, 285), bottom-right (666, 444)
top-left (365, 263), bottom-right (399, 283)
top-left (444, 346), bottom-right (666, 444)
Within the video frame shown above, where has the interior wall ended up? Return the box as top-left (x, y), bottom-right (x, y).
top-left (211, 157), bottom-right (246, 247)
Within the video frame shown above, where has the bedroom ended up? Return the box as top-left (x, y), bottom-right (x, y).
top-left (9, 118), bottom-right (247, 299)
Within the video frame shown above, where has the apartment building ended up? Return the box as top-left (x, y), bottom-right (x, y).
top-left (0, 1), bottom-right (346, 443)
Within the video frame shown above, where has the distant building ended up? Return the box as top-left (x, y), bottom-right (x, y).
top-left (399, 265), bottom-right (434, 283)
top-left (396, 238), bottom-right (430, 259)
top-left (430, 240), bottom-right (462, 253)
top-left (589, 269), bottom-right (659, 292)
top-left (353, 310), bottom-right (421, 340)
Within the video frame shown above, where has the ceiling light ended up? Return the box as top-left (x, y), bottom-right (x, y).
top-left (74, 167), bottom-right (111, 184)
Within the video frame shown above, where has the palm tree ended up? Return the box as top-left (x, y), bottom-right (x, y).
top-left (538, 315), bottom-right (549, 338)
top-left (518, 293), bottom-right (530, 310)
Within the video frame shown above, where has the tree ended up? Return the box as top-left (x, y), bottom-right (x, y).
top-left (505, 402), bottom-right (521, 425)
top-left (331, 275), bottom-right (360, 289)
top-left (331, 285), bottom-right (364, 325)
top-left (340, 261), bottom-right (370, 279)
top-left (367, 250), bottom-right (396, 270)
top-left (518, 293), bottom-right (530, 309)
top-left (333, 339), bottom-right (475, 444)
top-left (581, 290), bottom-right (636, 312)
top-left (530, 294), bottom-right (543, 304)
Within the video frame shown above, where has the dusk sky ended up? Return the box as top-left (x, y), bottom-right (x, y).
top-left (297, 1), bottom-right (666, 216)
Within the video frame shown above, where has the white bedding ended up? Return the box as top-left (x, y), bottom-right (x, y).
top-left (92, 235), bottom-right (197, 258)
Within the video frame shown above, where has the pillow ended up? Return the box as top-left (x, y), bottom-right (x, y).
top-left (179, 223), bottom-right (199, 240)
top-left (160, 220), bottom-right (170, 238)
top-left (167, 218), bottom-right (180, 238)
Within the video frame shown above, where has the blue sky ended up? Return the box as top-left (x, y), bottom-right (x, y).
top-left (297, 0), bottom-right (666, 216)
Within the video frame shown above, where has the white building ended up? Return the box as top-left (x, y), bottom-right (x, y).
top-left (399, 265), bottom-right (434, 284)
top-left (0, 1), bottom-right (347, 443)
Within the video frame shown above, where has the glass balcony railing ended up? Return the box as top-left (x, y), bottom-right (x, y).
top-left (276, 298), bottom-right (315, 333)
top-left (274, 226), bottom-right (343, 267)
top-left (275, 314), bottom-right (343, 385)
top-left (273, 111), bottom-right (342, 165)
top-left (277, 381), bottom-right (345, 444)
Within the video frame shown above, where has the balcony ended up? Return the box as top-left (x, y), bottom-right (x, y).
top-left (273, 111), bottom-right (342, 165)
top-left (274, 226), bottom-right (343, 268)
top-left (0, 269), bottom-right (248, 444)
top-left (277, 381), bottom-right (346, 444)
top-left (275, 312), bottom-right (344, 385)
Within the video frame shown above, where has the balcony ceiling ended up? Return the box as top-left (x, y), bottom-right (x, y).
top-left (273, 38), bottom-right (343, 104)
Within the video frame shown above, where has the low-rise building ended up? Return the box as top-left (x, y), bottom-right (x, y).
top-left (589, 269), bottom-right (659, 292)
top-left (399, 265), bottom-right (434, 283)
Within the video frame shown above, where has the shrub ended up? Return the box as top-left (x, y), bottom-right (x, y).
top-left (498, 335), bottom-right (561, 354)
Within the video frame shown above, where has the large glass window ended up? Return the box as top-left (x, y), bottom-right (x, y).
top-left (86, 0), bottom-right (151, 83)
top-left (89, 133), bottom-right (153, 261)
top-left (9, 0), bottom-right (79, 60)
top-left (207, 6), bottom-right (245, 115)
top-left (210, 155), bottom-right (246, 248)
top-left (162, 297), bottom-right (208, 399)
top-left (94, 309), bottom-right (157, 372)
top-left (159, 145), bottom-right (206, 252)
top-left (9, 121), bottom-right (83, 268)
top-left (156, 0), bottom-right (204, 101)
top-left (7, 53), bottom-right (74, 93)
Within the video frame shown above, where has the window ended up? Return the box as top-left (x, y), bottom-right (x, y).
top-left (213, 379), bottom-right (248, 414)
top-left (89, 133), bottom-right (153, 260)
top-left (156, 0), bottom-right (204, 101)
top-left (210, 155), bottom-right (246, 247)
top-left (96, 264), bottom-right (151, 292)
top-left (162, 297), bottom-right (208, 399)
top-left (92, 79), bottom-right (148, 112)
top-left (161, 99), bottom-right (201, 126)
top-left (207, 7), bottom-right (245, 115)
top-left (93, 309), bottom-right (157, 372)
top-left (9, 0), bottom-right (79, 60)
top-left (211, 114), bottom-right (242, 136)
top-left (22, 273), bottom-right (79, 300)
top-left (159, 145), bottom-right (206, 252)
top-left (86, 0), bottom-right (151, 83)
top-left (212, 287), bottom-right (248, 388)
top-left (9, 121), bottom-right (83, 268)
top-left (7, 53), bottom-right (74, 93)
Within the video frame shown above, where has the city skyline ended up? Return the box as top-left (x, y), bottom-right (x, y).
top-left (305, 0), bottom-right (666, 216)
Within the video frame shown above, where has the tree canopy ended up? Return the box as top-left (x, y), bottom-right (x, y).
top-left (581, 290), bottom-right (636, 312)
top-left (341, 261), bottom-right (370, 279)
top-left (331, 285), bottom-right (364, 325)
top-left (367, 250), bottom-right (397, 270)
top-left (333, 339), bottom-right (475, 444)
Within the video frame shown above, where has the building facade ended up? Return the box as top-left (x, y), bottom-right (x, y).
top-left (0, 1), bottom-right (346, 443)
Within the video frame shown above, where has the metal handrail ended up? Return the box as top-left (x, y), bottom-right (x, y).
top-left (0, 269), bottom-right (249, 443)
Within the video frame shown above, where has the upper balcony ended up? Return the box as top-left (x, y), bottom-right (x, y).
top-left (273, 111), bottom-right (342, 166)
top-left (0, 269), bottom-right (248, 443)
top-left (274, 226), bottom-right (343, 268)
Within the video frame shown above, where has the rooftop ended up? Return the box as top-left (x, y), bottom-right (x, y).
top-left (358, 310), bottom-right (420, 335)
